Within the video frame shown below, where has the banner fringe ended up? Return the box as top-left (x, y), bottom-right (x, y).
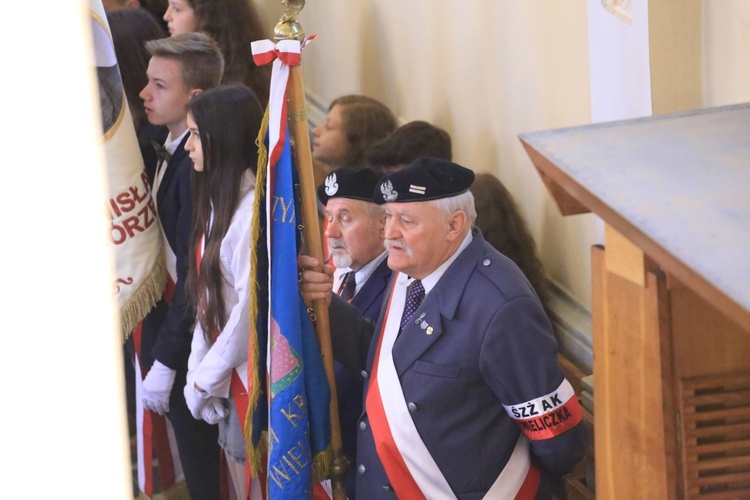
top-left (120, 248), bottom-right (168, 341)
top-left (312, 446), bottom-right (333, 482)
top-left (244, 105), bottom-right (271, 476)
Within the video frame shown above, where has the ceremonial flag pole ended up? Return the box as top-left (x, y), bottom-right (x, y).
top-left (273, 3), bottom-right (348, 498)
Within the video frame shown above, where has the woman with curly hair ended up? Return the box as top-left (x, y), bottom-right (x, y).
top-left (163, 0), bottom-right (271, 104)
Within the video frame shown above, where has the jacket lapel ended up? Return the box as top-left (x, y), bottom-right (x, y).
top-left (156, 134), bottom-right (189, 207)
top-left (351, 258), bottom-right (392, 318)
top-left (392, 230), bottom-right (487, 376)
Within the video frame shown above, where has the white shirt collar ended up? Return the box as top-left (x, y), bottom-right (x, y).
top-left (399, 230), bottom-right (473, 295)
top-left (335, 249), bottom-right (388, 295)
top-left (165, 129), bottom-right (189, 155)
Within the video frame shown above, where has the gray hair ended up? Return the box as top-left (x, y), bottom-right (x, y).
top-left (427, 190), bottom-right (477, 225)
top-left (365, 201), bottom-right (386, 220)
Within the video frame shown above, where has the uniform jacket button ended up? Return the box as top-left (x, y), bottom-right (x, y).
top-left (357, 464), bottom-right (366, 475)
top-left (407, 402), bottom-right (418, 413)
top-left (360, 370), bottom-right (369, 379)
top-left (359, 421), bottom-right (367, 431)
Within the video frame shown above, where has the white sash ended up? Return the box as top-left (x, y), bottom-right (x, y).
top-left (374, 273), bottom-right (532, 498)
top-left (161, 232), bottom-right (177, 285)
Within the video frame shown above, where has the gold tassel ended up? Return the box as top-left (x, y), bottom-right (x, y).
top-left (119, 248), bottom-right (168, 342)
top-left (243, 105), bottom-right (271, 476)
top-left (312, 446), bottom-right (334, 482)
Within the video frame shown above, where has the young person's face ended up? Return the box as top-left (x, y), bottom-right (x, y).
top-left (311, 105), bottom-right (348, 170)
top-left (185, 112), bottom-right (204, 172)
top-left (139, 56), bottom-right (196, 135)
top-left (163, 0), bottom-right (198, 36)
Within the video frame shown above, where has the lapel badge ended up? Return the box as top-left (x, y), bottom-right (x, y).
top-left (419, 320), bottom-right (428, 330)
top-left (426, 326), bottom-right (434, 335)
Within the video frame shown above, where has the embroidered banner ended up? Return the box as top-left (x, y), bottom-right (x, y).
top-left (89, 0), bottom-right (166, 341)
top-left (246, 37), bottom-right (331, 498)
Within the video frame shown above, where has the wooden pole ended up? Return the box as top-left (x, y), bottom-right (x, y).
top-left (274, 5), bottom-right (349, 498)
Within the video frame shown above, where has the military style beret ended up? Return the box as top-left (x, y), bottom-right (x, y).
top-left (317, 167), bottom-right (384, 205)
top-left (373, 157), bottom-right (475, 204)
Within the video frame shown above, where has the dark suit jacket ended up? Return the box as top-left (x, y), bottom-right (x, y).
top-left (334, 257), bottom-right (392, 498)
top-left (140, 134), bottom-right (195, 372)
top-left (350, 257), bottom-right (392, 323)
top-left (328, 230), bottom-right (587, 498)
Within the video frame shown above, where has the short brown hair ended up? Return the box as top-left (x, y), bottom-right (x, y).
top-left (145, 32), bottom-right (224, 91)
top-left (330, 95), bottom-right (397, 169)
top-left (366, 120), bottom-right (452, 172)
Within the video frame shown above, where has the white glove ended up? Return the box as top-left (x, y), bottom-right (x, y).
top-left (200, 397), bottom-right (229, 425)
top-left (184, 382), bottom-right (212, 419)
top-left (142, 360), bottom-right (176, 415)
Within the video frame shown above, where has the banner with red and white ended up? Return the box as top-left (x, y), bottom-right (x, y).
top-left (88, 2), bottom-right (177, 498)
top-left (89, 0), bottom-right (166, 341)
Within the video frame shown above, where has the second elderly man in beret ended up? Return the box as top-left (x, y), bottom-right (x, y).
top-left (317, 167), bottom-right (393, 498)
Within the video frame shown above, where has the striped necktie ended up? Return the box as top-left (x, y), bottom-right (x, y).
top-left (338, 271), bottom-right (356, 302)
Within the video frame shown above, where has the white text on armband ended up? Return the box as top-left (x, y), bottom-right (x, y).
top-left (502, 379), bottom-right (583, 440)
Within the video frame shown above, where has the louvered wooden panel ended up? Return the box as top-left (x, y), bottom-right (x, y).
top-left (680, 374), bottom-right (750, 499)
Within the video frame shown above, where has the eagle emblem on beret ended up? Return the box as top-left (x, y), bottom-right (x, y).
top-left (381, 180), bottom-right (398, 201)
top-left (324, 173), bottom-right (339, 196)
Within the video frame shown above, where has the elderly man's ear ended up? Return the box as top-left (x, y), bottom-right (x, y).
top-left (447, 210), bottom-right (468, 241)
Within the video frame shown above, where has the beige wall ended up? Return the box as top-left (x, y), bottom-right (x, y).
top-left (257, 0), bottom-right (599, 309)
top-left (704, 0), bottom-right (750, 106)
top-left (253, 0), bottom-right (746, 335)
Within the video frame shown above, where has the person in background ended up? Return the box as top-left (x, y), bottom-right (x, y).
top-left (103, 0), bottom-right (168, 31)
top-left (365, 120), bottom-right (452, 174)
top-left (299, 158), bottom-right (587, 498)
top-left (102, 0), bottom-right (141, 10)
top-left (316, 167), bottom-right (390, 498)
top-left (470, 172), bottom-right (550, 315)
top-left (183, 84), bottom-right (264, 500)
top-left (312, 95), bottom-right (397, 174)
top-left (162, 0), bottom-right (271, 105)
top-left (138, 32), bottom-right (224, 499)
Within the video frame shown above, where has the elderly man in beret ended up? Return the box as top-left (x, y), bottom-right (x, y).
top-left (300, 157), bottom-right (587, 498)
top-left (317, 167), bottom-right (392, 498)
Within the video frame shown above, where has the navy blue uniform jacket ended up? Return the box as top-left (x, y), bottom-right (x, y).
top-left (328, 230), bottom-right (587, 498)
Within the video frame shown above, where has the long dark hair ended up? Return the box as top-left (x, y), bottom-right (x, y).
top-left (470, 173), bottom-right (549, 312)
top-left (188, 0), bottom-right (271, 105)
top-left (186, 84), bottom-right (263, 342)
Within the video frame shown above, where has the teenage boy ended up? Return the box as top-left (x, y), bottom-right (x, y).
top-left (137, 32), bottom-right (224, 500)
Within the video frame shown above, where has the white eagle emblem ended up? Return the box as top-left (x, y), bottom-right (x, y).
top-left (380, 180), bottom-right (398, 201)
top-left (324, 173), bottom-right (339, 196)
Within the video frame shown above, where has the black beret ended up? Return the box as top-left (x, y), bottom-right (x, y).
top-left (373, 157), bottom-right (475, 204)
top-left (317, 167), bottom-right (384, 205)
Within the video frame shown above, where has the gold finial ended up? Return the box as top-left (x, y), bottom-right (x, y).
top-left (275, 0), bottom-right (306, 41)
